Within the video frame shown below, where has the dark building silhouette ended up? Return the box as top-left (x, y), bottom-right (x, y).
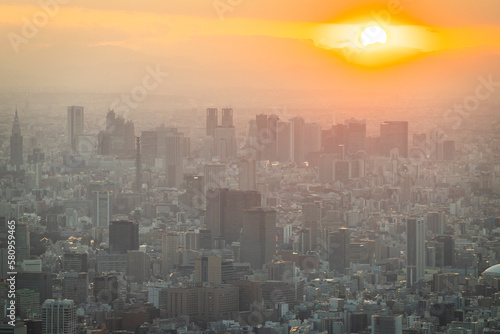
top-left (17, 272), bottom-right (53, 304)
top-left (328, 228), bottom-right (351, 274)
top-left (206, 188), bottom-right (261, 246)
top-left (380, 121), bottom-right (408, 158)
top-left (10, 110), bottom-right (23, 168)
top-left (240, 208), bottom-right (276, 270)
top-left (109, 221), bottom-right (139, 254)
top-left (406, 216), bottom-right (425, 288)
top-left (206, 108), bottom-right (218, 137)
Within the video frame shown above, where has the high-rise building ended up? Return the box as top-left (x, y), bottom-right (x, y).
top-left (406, 216), bottom-right (425, 288)
top-left (328, 228), bottom-right (351, 274)
top-left (109, 221), bottom-right (139, 254)
top-left (206, 108), bottom-right (218, 137)
top-left (165, 131), bottom-right (185, 188)
top-left (10, 110), bottom-right (23, 168)
top-left (371, 315), bottom-right (402, 334)
top-left (127, 250), bottom-right (150, 283)
top-left (214, 126), bottom-right (236, 159)
top-left (240, 208), bottom-right (276, 270)
top-left (63, 253), bottom-right (88, 272)
top-left (16, 223), bottom-right (30, 268)
top-left (302, 201), bottom-right (322, 251)
top-left (380, 121), bottom-right (408, 158)
top-left (238, 159), bottom-right (257, 191)
top-left (16, 289), bottom-right (41, 319)
top-left (62, 272), bottom-right (88, 305)
top-left (304, 122), bottom-right (322, 160)
top-left (221, 107), bottom-right (233, 127)
top-left (276, 120), bottom-right (292, 162)
top-left (206, 189), bottom-right (261, 245)
top-left (255, 114), bottom-right (280, 161)
top-left (67, 106), bottom-right (84, 151)
top-left (345, 118), bottom-right (366, 154)
top-left (93, 274), bottom-right (118, 303)
top-left (42, 299), bottom-right (77, 334)
top-left (291, 117), bottom-right (305, 164)
top-left (91, 191), bottom-right (112, 228)
top-left (204, 163), bottom-right (226, 190)
top-left (426, 211), bottom-right (445, 235)
top-left (194, 255), bottom-right (222, 284)
top-left (161, 233), bottom-right (179, 276)
top-left (429, 130), bottom-right (444, 161)
top-left (433, 235), bottom-right (455, 267)
top-left (17, 272), bottom-right (53, 304)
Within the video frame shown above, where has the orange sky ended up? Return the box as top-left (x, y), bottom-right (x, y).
top-left (1, 0), bottom-right (500, 104)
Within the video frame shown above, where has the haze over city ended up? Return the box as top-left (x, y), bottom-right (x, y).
top-left (1, 1), bottom-right (500, 333)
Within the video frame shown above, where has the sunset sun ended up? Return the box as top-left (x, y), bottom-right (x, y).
top-left (360, 26), bottom-right (387, 46)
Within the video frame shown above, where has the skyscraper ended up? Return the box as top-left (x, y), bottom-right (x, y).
top-left (221, 107), bottom-right (233, 127)
top-left (161, 233), bottom-right (179, 276)
top-left (291, 117), bottom-right (305, 164)
top-left (406, 216), bottom-right (425, 288)
top-left (328, 228), bottom-right (351, 274)
top-left (109, 221), bottom-right (139, 254)
top-left (127, 250), bottom-right (150, 283)
top-left (67, 106), bottom-right (84, 151)
top-left (194, 255), bottom-right (222, 284)
top-left (380, 121), bottom-right (408, 158)
top-left (345, 118), bottom-right (366, 154)
top-left (206, 108), bottom-right (218, 137)
top-left (16, 222), bottom-right (30, 268)
top-left (91, 191), bottom-right (112, 228)
top-left (238, 159), bottom-right (257, 191)
top-left (206, 188), bottom-right (261, 245)
top-left (165, 130), bottom-right (185, 188)
top-left (42, 299), bottom-right (77, 334)
top-left (10, 110), bottom-right (23, 168)
top-left (302, 201), bottom-right (322, 251)
top-left (204, 163), bottom-right (226, 190)
top-left (240, 208), bottom-right (276, 270)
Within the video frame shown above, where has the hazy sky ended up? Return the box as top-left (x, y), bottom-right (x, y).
top-left (1, 0), bottom-right (500, 105)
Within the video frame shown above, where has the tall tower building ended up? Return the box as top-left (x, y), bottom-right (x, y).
top-left (302, 201), bottom-right (322, 251)
top-left (67, 106), bottom-right (84, 151)
top-left (161, 233), bottom-right (179, 276)
top-left (204, 164), bottom-right (226, 190)
top-left (206, 108), bottom-right (218, 137)
top-left (206, 189), bottom-right (261, 245)
top-left (380, 121), bottom-right (408, 158)
top-left (238, 159), bottom-right (257, 191)
top-left (345, 118), bottom-right (366, 154)
top-left (10, 110), bottom-right (23, 168)
top-left (304, 122), bottom-right (322, 160)
top-left (240, 208), bottom-right (276, 270)
top-left (276, 121), bottom-right (292, 162)
top-left (214, 127), bottom-right (236, 159)
top-left (406, 216), bottom-right (425, 288)
top-left (91, 191), bottom-right (112, 228)
top-left (328, 228), bottom-right (351, 274)
top-left (16, 223), bottom-right (30, 268)
top-left (291, 117), bottom-right (305, 164)
top-left (41, 299), bottom-right (77, 334)
top-left (109, 221), bottom-right (139, 254)
top-left (165, 131), bottom-right (185, 188)
top-left (127, 250), bottom-right (150, 283)
top-left (221, 107), bottom-right (233, 127)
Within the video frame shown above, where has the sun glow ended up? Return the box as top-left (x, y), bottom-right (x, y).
top-left (360, 26), bottom-right (387, 46)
